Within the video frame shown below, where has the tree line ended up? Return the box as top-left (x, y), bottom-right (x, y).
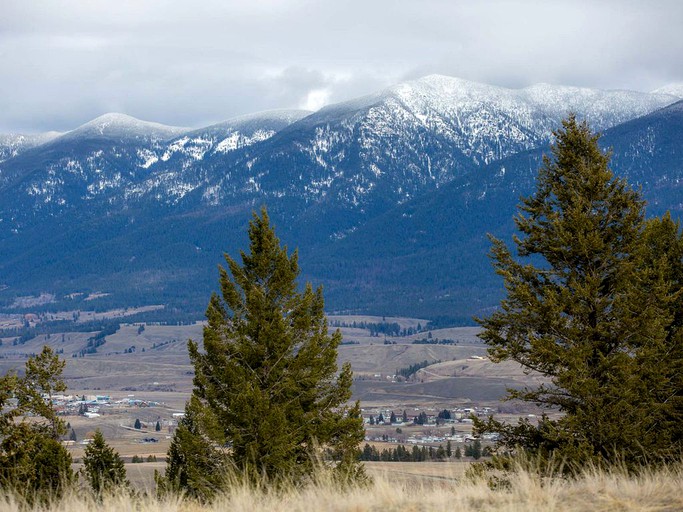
top-left (360, 440), bottom-right (486, 461)
top-left (396, 359), bottom-right (440, 380)
top-left (329, 320), bottom-right (424, 337)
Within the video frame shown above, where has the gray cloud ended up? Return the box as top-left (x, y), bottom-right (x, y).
top-left (1, 0), bottom-right (681, 132)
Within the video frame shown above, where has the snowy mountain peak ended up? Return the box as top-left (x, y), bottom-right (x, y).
top-left (61, 113), bottom-right (187, 141)
top-left (220, 108), bottom-right (313, 125)
top-left (652, 83), bottom-right (683, 98)
top-left (409, 74), bottom-right (506, 95)
top-left (191, 109), bottom-right (312, 136)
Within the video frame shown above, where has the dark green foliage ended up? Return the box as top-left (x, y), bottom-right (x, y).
top-left (414, 412), bottom-right (428, 425)
top-left (82, 430), bottom-right (128, 497)
top-left (472, 440), bottom-right (482, 460)
top-left (359, 443), bottom-right (480, 462)
top-left (134, 418), bottom-right (141, 429)
top-left (396, 360), bottom-right (439, 379)
top-left (476, 116), bottom-right (683, 469)
top-left (161, 209), bottom-right (365, 496)
top-left (155, 421), bottom-right (161, 432)
top-left (0, 346), bottom-right (74, 502)
top-left (157, 396), bottom-right (228, 501)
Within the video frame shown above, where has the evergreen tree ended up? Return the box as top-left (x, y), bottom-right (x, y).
top-left (69, 429), bottom-right (77, 442)
top-left (155, 421), bottom-right (161, 432)
top-left (454, 446), bottom-right (462, 459)
top-left (472, 439), bottom-right (482, 460)
top-left (82, 430), bottom-right (128, 497)
top-left (476, 116), bottom-right (683, 468)
top-left (134, 418), bottom-right (141, 430)
top-left (157, 396), bottom-right (227, 501)
top-left (628, 213), bottom-right (683, 455)
top-left (0, 347), bottom-right (74, 502)
top-left (163, 209), bottom-right (365, 493)
top-left (389, 411), bottom-right (397, 424)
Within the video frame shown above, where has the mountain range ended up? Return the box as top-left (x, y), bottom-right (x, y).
top-left (1, 75), bottom-right (681, 321)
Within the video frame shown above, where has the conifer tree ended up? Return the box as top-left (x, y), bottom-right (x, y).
top-left (475, 116), bottom-right (683, 468)
top-left (163, 209), bottom-right (365, 494)
top-left (157, 395), bottom-right (226, 501)
top-left (82, 430), bottom-right (128, 497)
top-left (0, 346), bottom-right (73, 502)
top-left (628, 213), bottom-right (683, 456)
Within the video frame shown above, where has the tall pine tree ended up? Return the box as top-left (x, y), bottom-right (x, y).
top-left (162, 209), bottom-right (365, 496)
top-left (476, 116), bottom-right (683, 468)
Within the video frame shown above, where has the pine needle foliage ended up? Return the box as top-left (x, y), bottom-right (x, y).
top-left (82, 430), bottom-right (128, 498)
top-left (162, 208), bottom-right (365, 499)
top-left (476, 116), bottom-right (683, 469)
top-left (0, 346), bottom-right (74, 503)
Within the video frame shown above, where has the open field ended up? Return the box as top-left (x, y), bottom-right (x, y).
top-left (0, 319), bottom-right (515, 403)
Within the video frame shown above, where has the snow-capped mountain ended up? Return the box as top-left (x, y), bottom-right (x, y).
top-left (114, 75), bottom-right (677, 230)
top-left (652, 83), bottom-right (683, 98)
top-left (2, 76), bottom-right (677, 220)
top-left (0, 76), bottom-right (680, 318)
top-left (55, 113), bottom-right (187, 143)
top-left (306, 99), bottom-right (683, 319)
top-left (158, 109), bottom-right (312, 161)
top-left (0, 132), bottom-right (62, 162)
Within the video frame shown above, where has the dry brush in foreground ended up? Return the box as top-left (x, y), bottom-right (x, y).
top-left (1, 464), bottom-right (682, 512)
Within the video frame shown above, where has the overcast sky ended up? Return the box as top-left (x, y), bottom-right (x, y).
top-left (1, 0), bottom-right (682, 133)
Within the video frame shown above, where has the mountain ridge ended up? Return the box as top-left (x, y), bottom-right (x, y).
top-left (0, 76), bottom-right (681, 319)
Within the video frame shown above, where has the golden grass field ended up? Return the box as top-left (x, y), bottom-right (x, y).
top-left (2, 464), bottom-right (682, 511)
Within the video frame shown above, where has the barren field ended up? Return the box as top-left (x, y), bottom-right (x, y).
top-left (0, 318), bottom-right (539, 404)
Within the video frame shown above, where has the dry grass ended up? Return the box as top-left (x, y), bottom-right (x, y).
top-left (2, 465), bottom-right (682, 512)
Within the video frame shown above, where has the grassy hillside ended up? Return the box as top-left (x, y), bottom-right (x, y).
top-left (2, 465), bottom-right (681, 511)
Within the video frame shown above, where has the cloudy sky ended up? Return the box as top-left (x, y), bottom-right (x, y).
top-left (1, 0), bottom-right (682, 133)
